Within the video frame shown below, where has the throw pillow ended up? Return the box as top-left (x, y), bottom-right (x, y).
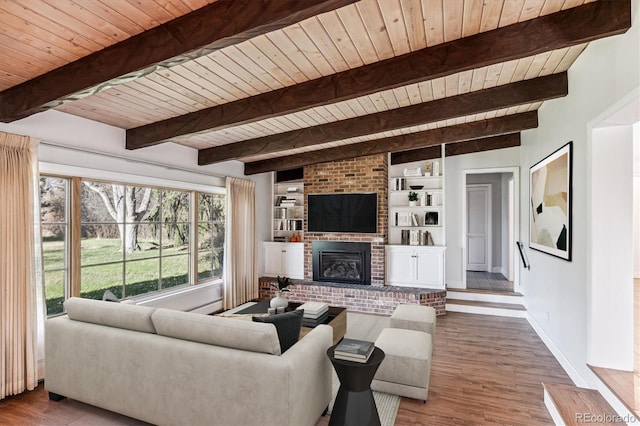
top-left (102, 289), bottom-right (120, 303)
top-left (253, 309), bottom-right (304, 353)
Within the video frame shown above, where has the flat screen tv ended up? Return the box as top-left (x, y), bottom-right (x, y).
top-left (307, 193), bottom-right (378, 234)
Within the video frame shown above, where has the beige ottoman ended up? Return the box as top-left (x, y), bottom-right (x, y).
top-left (371, 328), bottom-right (432, 402)
top-left (391, 304), bottom-right (436, 336)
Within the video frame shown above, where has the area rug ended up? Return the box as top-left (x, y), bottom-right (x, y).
top-left (328, 370), bottom-right (400, 426)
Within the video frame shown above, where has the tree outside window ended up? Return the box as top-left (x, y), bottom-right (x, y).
top-left (80, 181), bottom-right (191, 299)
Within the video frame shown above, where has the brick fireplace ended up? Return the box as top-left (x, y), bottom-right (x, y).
top-left (304, 154), bottom-right (388, 286)
top-left (258, 153), bottom-right (447, 316)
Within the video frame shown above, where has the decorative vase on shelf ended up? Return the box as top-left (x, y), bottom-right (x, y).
top-left (409, 201), bottom-right (417, 207)
top-left (270, 291), bottom-right (289, 309)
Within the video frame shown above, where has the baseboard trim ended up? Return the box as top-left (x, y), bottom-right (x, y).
top-left (526, 313), bottom-right (588, 387)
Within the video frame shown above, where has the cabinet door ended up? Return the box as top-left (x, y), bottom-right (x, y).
top-left (415, 249), bottom-right (445, 288)
top-left (263, 244), bottom-right (284, 276)
top-left (283, 244), bottom-right (304, 279)
top-left (386, 247), bottom-right (416, 285)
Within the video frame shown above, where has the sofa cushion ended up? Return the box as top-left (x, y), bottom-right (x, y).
top-left (64, 297), bottom-right (156, 334)
top-left (374, 328), bottom-right (432, 389)
top-left (252, 309), bottom-right (303, 353)
top-left (152, 308), bottom-right (282, 355)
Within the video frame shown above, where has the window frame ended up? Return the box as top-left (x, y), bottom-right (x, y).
top-left (39, 163), bottom-right (225, 315)
top-left (39, 175), bottom-right (71, 316)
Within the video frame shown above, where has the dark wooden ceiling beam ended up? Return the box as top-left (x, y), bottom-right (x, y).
top-left (128, 0), bottom-right (630, 150)
top-left (390, 146), bottom-right (443, 165)
top-left (445, 134), bottom-right (522, 157)
top-left (0, 0), bottom-right (357, 123)
top-left (243, 112), bottom-right (537, 174)
top-left (202, 72), bottom-right (565, 165)
top-left (391, 133), bottom-right (521, 165)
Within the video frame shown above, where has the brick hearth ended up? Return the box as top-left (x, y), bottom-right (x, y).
top-left (259, 277), bottom-right (446, 316)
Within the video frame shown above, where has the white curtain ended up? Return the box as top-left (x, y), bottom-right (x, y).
top-left (223, 177), bottom-right (257, 309)
top-left (0, 131), bottom-right (44, 399)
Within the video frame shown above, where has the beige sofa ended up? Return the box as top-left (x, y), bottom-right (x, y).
top-left (45, 297), bottom-right (333, 426)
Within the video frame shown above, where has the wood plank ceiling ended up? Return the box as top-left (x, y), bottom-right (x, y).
top-left (0, 0), bottom-right (631, 174)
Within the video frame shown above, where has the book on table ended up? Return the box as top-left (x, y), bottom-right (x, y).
top-left (296, 302), bottom-right (329, 317)
top-left (302, 311), bottom-right (329, 327)
top-left (301, 308), bottom-right (328, 319)
top-left (333, 352), bottom-right (373, 363)
top-left (334, 338), bottom-right (375, 362)
top-left (297, 301), bottom-right (329, 312)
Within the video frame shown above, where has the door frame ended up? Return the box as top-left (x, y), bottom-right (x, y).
top-left (508, 176), bottom-right (515, 281)
top-left (461, 167), bottom-right (521, 293)
top-left (466, 184), bottom-right (492, 273)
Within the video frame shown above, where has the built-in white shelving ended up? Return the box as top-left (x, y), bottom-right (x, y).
top-left (387, 153), bottom-right (446, 289)
top-left (272, 180), bottom-right (303, 242)
top-left (388, 158), bottom-right (445, 246)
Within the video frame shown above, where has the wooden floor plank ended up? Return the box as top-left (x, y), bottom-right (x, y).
top-left (397, 312), bottom-right (573, 425)
top-left (589, 364), bottom-right (639, 417)
top-left (445, 298), bottom-right (526, 310)
top-left (544, 383), bottom-right (619, 426)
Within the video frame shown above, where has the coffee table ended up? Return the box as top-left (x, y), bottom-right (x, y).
top-left (231, 299), bottom-right (347, 345)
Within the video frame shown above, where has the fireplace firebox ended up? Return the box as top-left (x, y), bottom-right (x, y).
top-left (312, 241), bottom-right (371, 285)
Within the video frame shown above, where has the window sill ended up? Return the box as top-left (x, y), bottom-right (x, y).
top-left (133, 281), bottom-right (222, 312)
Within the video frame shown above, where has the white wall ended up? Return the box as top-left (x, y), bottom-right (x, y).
top-left (0, 110), bottom-right (273, 308)
top-left (634, 122), bottom-right (640, 278)
top-left (590, 125), bottom-right (635, 370)
top-left (445, 148), bottom-right (520, 288)
top-left (519, 0), bottom-right (639, 385)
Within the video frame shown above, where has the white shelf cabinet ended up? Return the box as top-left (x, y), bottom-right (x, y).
top-left (388, 158), bottom-right (445, 246)
top-left (273, 180), bottom-right (304, 241)
top-left (263, 242), bottom-right (304, 279)
top-left (385, 245), bottom-right (445, 289)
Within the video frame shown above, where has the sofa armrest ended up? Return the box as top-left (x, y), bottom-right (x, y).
top-left (281, 324), bottom-right (333, 426)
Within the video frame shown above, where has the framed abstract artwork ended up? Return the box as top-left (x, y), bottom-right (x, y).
top-left (529, 142), bottom-right (573, 261)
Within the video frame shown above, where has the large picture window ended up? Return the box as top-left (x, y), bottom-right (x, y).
top-left (39, 174), bottom-right (225, 316)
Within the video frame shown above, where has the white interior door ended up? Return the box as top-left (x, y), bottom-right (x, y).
top-left (467, 185), bottom-right (491, 272)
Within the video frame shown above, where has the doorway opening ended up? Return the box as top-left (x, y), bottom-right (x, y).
top-left (462, 168), bottom-right (520, 293)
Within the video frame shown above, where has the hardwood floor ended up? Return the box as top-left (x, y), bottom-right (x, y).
top-left (396, 312), bottom-right (572, 425)
top-left (467, 271), bottom-right (514, 292)
top-left (0, 385), bottom-right (149, 425)
top-left (0, 312), bottom-right (572, 425)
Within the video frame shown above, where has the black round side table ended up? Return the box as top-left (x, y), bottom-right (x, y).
top-left (327, 344), bottom-right (385, 426)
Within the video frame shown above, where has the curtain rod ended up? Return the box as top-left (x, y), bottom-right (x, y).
top-left (39, 140), bottom-right (227, 180)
